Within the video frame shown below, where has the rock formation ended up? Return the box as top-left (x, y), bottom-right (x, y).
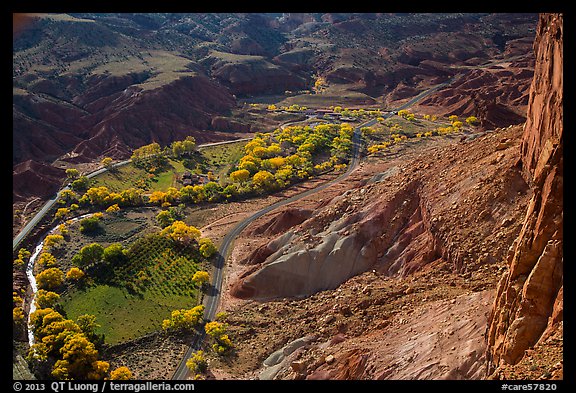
top-left (485, 13), bottom-right (563, 374)
top-left (230, 121), bottom-right (532, 302)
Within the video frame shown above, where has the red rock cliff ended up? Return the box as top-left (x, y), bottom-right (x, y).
top-left (486, 13), bottom-right (563, 374)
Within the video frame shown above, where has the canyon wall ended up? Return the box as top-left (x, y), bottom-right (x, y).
top-left (486, 13), bottom-right (563, 373)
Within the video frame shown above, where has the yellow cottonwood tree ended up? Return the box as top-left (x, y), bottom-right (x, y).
top-left (160, 221), bottom-right (201, 243)
top-left (110, 366), bottom-right (132, 380)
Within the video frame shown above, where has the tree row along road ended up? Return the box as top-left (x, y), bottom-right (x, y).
top-left (171, 116), bottom-right (372, 380)
top-left (171, 75), bottom-right (460, 379)
top-left (12, 138), bottom-right (254, 252)
top-left (13, 72), bottom-right (459, 252)
top-left (11, 75), bottom-right (458, 379)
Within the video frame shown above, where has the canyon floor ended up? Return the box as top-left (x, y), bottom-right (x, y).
top-left (201, 124), bottom-right (530, 380)
top-left (116, 121), bottom-right (561, 381)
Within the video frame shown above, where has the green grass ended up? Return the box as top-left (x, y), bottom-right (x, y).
top-left (61, 284), bottom-right (195, 345)
top-left (90, 165), bottom-right (149, 192)
top-left (199, 141), bottom-right (248, 180)
top-left (91, 158), bottom-right (187, 192)
top-left (60, 234), bottom-right (205, 344)
top-left (153, 170), bottom-right (176, 190)
top-left (91, 143), bottom-right (252, 191)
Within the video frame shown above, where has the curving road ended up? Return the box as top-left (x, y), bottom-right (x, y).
top-left (14, 72), bottom-right (458, 254)
top-left (171, 117), bottom-right (372, 380)
top-left (12, 138), bottom-right (255, 252)
top-left (171, 76), bottom-right (461, 379)
top-left (12, 76), bottom-right (456, 379)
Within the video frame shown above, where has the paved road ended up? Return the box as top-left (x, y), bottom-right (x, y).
top-left (12, 138), bottom-right (253, 252)
top-left (171, 117), bottom-right (373, 380)
top-left (13, 73), bottom-right (457, 253)
top-left (171, 76), bottom-right (459, 379)
top-left (11, 76), bottom-right (456, 378)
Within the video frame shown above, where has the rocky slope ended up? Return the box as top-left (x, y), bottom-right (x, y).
top-left (211, 13), bottom-right (563, 381)
top-left (413, 59), bottom-right (533, 130)
top-left (230, 126), bottom-right (531, 302)
top-left (215, 122), bottom-right (532, 379)
top-left (485, 13), bottom-right (563, 378)
top-left (13, 72), bottom-right (239, 203)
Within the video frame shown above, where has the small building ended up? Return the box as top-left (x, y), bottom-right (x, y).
top-left (315, 109), bottom-right (335, 115)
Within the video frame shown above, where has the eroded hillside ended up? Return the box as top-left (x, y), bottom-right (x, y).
top-left (210, 123), bottom-right (531, 379)
top-left (204, 13), bottom-right (562, 381)
top-left (13, 13), bottom-right (562, 382)
top-left (13, 13), bottom-right (537, 209)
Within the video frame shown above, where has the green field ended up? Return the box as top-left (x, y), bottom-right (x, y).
top-left (199, 141), bottom-right (248, 180)
top-left (91, 158), bottom-right (186, 192)
top-left (61, 284), bottom-right (195, 344)
top-left (60, 234), bottom-right (204, 344)
top-left (91, 143), bottom-right (249, 191)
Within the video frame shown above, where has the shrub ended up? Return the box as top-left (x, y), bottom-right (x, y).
top-left (110, 366), bottom-right (132, 380)
top-left (192, 270), bottom-right (210, 288)
top-left (44, 234), bottom-right (65, 250)
top-left (186, 351), bottom-right (207, 373)
top-left (66, 267), bottom-right (85, 281)
top-left (198, 238), bottom-right (217, 258)
top-left (72, 243), bottom-right (104, 267)
top-left (106, 204), bottom-right (120, 214)
top-left (79, 216), bottom-right (101, 234)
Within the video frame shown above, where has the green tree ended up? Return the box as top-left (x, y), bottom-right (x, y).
top-left (204, 321), bottom-right (233, 355)
top-left (53, 333), bottom-right (100, 379)
top-left (66, 168), bottom-right (80, 181)
top-left (156, 210), bottom-right (174, 228)
top-left (110, 366), bottom-right (132, 380)
top-left (72, 243), bottom-right (104, 268)
top-left (71, 176), bottom-right (90, 192)
top-left (119, 188), bottom-right (144, 206)
top-left (148, 190), bottom-right (167, 205)
top-left (101, 157), bottom-right (114, 170)
top-left (162, 305), bottom-right (205, 332)
top-left (186, 351), bottom-right (207, 373)
top-left (466, 116), bottom-right (479, 126)
top-left (229, 169), bottom-right (250, 184)
top-left (55, 208), bottom-right (70, 221)
top-left (44, 234), bottom-right (64, 251)
top-left (199, 238), bottom-right (217, 258)
top-left (452, 120), bottom-right (463, 129)
top-left (203, 182), bottom-right (223, 202)
top-left (221, 184), bottom-right (238, 200)
top-left (76, 314), bottom-right (101, 343)
top-left (13, 307), bottom-right (25, 323)
top-left (131, 142), bottom-right (166, 170)
top-left (160, 221), bottom-right (201, 244)
top-left (35, 290), bottom-right (60, 309)
top-left (59, 189), bottom-right (78, 205)
top-left (102, 243), bottom-right (127, 266)
top-left (38, 252), bottom-right (58, 268)
top-left (106, 204), bottom-right (120, 214)
top-left (252, 170), bottom-right (276, 192)
top-left (66, 267), bottom-right (85, 281)
top-left (82, 186), bottom-right (112, 206)
top-left (79, 216), bottom-right (101, 233)
top-left (204, 321), bottom-right (227, 338)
